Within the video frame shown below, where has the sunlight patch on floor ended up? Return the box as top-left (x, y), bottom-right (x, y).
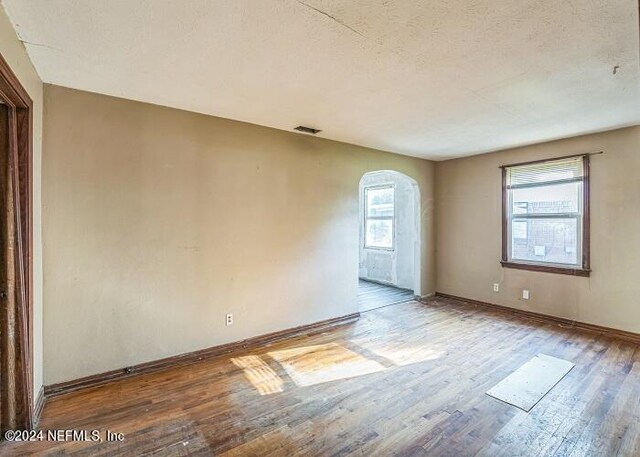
top-left (231, 355), bottom-right (284, 395)
top-left (362, 344), bottom-right (444, 366)
top-left (268, 343), bottom-right (386, 387)
top-left (348, 333), bottom-right (446, 366)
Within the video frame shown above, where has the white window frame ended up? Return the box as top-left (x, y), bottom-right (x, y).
top-left (363, 184), bottom-right (395, 251)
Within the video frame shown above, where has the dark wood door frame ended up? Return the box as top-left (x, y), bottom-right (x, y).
top-left (0, 51), bottom-right (34, 431)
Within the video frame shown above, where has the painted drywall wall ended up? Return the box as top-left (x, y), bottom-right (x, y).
top-left (359, 171), bottom-right (417, 291)
top-left (0, 8), bottom-right (43, 400)
top-left (42, 85), bottom-right (435, 384)
top-left (436, 126), bottom-right (640, 333)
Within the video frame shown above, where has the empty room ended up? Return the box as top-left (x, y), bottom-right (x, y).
top-left (0, 1), bottom-right (639, 455)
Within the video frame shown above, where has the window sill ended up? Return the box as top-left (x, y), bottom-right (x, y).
top-left (500, 261), bottom-right (591, 277)
top-left (363, 246), bottom-right (395, 252)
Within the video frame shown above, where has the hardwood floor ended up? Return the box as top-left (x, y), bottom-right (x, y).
top-left (358, 279), bottom-right (414, 312)
top-left (3, 295), bottom-right (639, 456)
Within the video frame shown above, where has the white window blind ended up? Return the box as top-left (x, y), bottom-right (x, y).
top-left (506, 157), bottom-right (584, 189)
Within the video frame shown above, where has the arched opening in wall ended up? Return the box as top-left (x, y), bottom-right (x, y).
top-left (358, 171), bottom-right (420, 312)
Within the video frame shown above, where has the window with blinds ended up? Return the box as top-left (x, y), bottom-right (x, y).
top-left (502, 155), bottom-right (590, 275)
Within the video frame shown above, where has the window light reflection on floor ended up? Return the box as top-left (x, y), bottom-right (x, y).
top-left (355, 343), bottom-right (444, 366)
top-left (230, 355), bottom-right (284, 395)
top-left (231, 341), bottom-right (443, 395)
top-left (268, 343), bottom-right (386, 387)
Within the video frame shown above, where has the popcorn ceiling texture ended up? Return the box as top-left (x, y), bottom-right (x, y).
top-left (4, 0), bottom-right (639, 159)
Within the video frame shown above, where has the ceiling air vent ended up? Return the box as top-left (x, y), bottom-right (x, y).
top-left (294, 125), bottom-right (321, 135)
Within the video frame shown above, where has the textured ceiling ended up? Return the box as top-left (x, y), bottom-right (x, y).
top-left (3, 0), bottom-right (639, 159)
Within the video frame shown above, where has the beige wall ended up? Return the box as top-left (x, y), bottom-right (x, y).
top-left (436, 126), bottom-right (640, 333)
top-left (40, 69), bottom-right (639, 386)
top-left (0, 9), bottom-right (44, 399)
top-left (42, 85), bottom-right (435, 384)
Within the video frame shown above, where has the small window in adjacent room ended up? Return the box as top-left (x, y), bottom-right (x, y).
top-left (364, 185), bottom-right (394, 249)
top-left (501, 155), bottom-right (591, 276)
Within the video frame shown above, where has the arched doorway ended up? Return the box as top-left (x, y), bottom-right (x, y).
top-left (358, 171), bottom-right (420, 312)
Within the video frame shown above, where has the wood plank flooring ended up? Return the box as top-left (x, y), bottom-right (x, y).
top-left (2, 295), bottom-right (639, 456)
top-left (358, 279), bottom-right (414, 312)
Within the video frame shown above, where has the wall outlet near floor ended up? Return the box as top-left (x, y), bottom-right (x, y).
top-left (493, 283), bottom-right (500, 292)
top-left (522, 290), bottom-right (530, 300)
top-left (225, 313), bottom-right (233, 326)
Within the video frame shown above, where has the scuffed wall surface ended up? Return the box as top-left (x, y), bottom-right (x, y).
top-left (42, 85), bottom-right (435, 384)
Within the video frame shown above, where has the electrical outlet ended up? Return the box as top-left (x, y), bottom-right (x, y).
top-left (225, 313), bottom-right (233, 326)
top-left (522, 290), bottom-right (530, 300)
top-left (493, 283), bottom-right (500, 292)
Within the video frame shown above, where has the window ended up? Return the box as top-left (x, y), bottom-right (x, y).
top-left (364, 185), bottom-right (394, 249)
top-left (501, 155), bottom-right (590, 276)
